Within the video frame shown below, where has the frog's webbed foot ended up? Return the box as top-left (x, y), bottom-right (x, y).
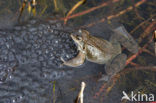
top-left (99, 54), bottom-right (127, 81)
top-left (61, 51), bottom-right (86, 67)
top-left (112, 26), bottom-right (139, 54)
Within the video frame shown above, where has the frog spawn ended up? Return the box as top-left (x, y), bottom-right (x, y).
top-left (0, 65), bottom-right (51, 103)
top-left (0, 19), bottom-right (78, 102)
top-left (0, 19), bottom-right (78, 77)
top-left (0, 31), bottom-right (18, 83)
top-left (1, 19), bottom-right (78, 66)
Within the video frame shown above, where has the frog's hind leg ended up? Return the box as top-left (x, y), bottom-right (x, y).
top-left (113, 26), bottom-right (139, 54)
top-left (99, 53), bottom-right (127, 81)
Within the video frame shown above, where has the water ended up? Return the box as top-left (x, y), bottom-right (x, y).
top-left (0, 0), bottom-right (155, 103)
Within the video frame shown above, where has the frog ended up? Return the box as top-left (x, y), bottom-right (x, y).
top-left (61, 25), bottom-right (139, 81)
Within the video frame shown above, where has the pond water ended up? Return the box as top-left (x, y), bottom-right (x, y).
top-left (0, 0), bottom-right (156, 103)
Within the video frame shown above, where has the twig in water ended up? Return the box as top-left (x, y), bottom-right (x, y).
top-left (126, 36), bottom-right (153, 66)
top-left (18, 0), bottom-right (27, 22)
top-left (75, 82), bottom-right (86, 103)
top-left (61, 0), bottom-right (119, 21)
top-left (130, 14), bottom-right (156, 34)
top-left (64, 0), bottom-right (86, 24)
top-left (81, 0), bottom-right (147, 28)
top-left (138, 21), bottom-right (156, 43)
top-left (52, 81), bottom-right (56, 103)
top-left (154, 30), bottom-right (156, 56)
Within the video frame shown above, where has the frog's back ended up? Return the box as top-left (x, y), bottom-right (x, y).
top-left (85, 36), bottom-right (120, 64)
top-left (85, 44), bottom-right (112, 64)
top-left (88, 35), bottom-right (118, 55)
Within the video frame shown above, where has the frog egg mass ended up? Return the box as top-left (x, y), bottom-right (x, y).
top-left (0, 18), bottom-right (79, 101)
top-left (0, 19), bottom-right (79, 70)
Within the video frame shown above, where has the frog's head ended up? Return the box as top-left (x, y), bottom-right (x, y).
top-left (71, 33), bottom-right (84, 51)
top-left (71, 29), bottom-right (89, 40)
top-left (71, 29), bottom-right (89, 51)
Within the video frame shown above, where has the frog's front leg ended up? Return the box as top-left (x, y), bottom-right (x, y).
top-left (61, 51), bottom-right (86, 67)
top-left (99, 53), bottom-right (127, 81)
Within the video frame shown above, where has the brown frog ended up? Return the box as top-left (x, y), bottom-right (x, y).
top-left (61, 26), bottom-right (139, 81)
